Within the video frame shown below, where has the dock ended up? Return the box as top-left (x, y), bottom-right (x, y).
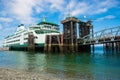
top-left (0, 47), bottom-right (9, 51)
top-left (43, 17), bottom-right (120, 53)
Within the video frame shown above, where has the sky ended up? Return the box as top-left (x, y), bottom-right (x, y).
top-left (0, 0), bottom-right (120, 46)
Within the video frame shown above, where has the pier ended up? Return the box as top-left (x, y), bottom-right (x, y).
top-left (78, 26), bottom-right (120, 52)
top-left (0, 47), bottom-right (9, 51)
top-left (43, 17), bottom-right (120, 53)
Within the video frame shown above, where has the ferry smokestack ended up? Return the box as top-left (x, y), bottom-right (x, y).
top-left (18, 24), bottom-right (24, 27)
top-left (20, 24), bottom-right (24, 26)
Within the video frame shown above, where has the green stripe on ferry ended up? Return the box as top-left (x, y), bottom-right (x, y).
top-left (37, 21), bottom-right (59, 27)
top-left (37, 43), bottom-right (44, 47)
top-left (11, 44), bottom-right (28, 47)
top-left (35, 30), bottom-right (59, 34)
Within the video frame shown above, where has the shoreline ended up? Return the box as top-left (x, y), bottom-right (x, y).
top-left (0, 68), bottom-right (60, 80)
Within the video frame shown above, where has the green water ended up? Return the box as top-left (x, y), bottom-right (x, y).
top-left (0, 50), bottom-right (120, 80)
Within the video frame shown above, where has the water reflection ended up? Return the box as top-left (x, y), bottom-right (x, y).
top-left (0, 51), bottom-right (120, 79)
top-left (44, 53), bottom-right (94, 79)
top-left (23, 52), bottom-right (47, 73)
top-left (25, 52), bottom-right (37, 71)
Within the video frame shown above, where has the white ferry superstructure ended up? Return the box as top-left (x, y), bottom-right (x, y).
top-left (3, 21), bottom-right (59, 50)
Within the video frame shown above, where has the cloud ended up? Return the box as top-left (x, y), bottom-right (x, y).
top-left (3, 27), bottom-right (16, 33)
top-left (96, 15), bottom-right (116, 21)
top-left (0, 17), bottom-right (13, 22)
top-left (67, 0), bottom-right (119, 16)
top-left (0, 40), bottom-right (3, 47)
top-left (48, 0), bottom-right (65, 11)
top-left (0, 0), bottom-right (43, 24)
top-left (87, 0), bottom-right (118, 15)
top-left (1, 0), bottom-right (119, 22)
top-left (0, 24), bottom-right (2, 30)
top-left (69, 2), bottom-right (89, 16)
top-left (104, 15), bottom-right (116, 19)
top-left (8, 0), bottom-right (38, 24)
top-left (45, 0), bottom-right (119, 17)
top-left (0, 27), bottom-right (16, 39)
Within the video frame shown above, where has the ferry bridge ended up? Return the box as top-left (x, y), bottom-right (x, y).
top-left (78, 26), bottom-right (120, 45)
top-left (77, 26), bottom-right (120, 52)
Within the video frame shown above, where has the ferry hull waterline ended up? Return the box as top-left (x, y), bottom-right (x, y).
top-left (3, 20), bottom-right (60, 51)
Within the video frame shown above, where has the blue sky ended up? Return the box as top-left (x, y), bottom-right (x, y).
top-left (0, 0), bottom-right (120, 46)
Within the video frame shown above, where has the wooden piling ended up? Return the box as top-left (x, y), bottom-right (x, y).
top-left (115, 42), bottom-right (120, 52)
top-left (27, 33), bottom-right (35, 51)
top-left (92, 44), bottom-right (94, 53)
top-left (44, 34), bottom-right (64, 53)
top-left (61, 17), bottom-right (79, 52)
top-left (111, 42), bottom-right (114, 52)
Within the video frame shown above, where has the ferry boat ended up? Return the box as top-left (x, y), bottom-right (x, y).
top-left (3, 19), bottom-right (59, 51)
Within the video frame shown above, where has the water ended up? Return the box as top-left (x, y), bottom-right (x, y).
top-left (0, 47), bottom-right (120, 80)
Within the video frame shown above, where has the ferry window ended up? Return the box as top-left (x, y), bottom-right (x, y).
top-left (24, 33), bottom-right (28, 35)
top-left (29, 32), bottom-right (33, 34)
top-left (35, 30), bottom-right (44, 34)
top-left (55, 27), bottom-right (59, 30)
top-left (45, 26), bottom-right (47, 28)
top-left (24, 42), bottom-right (28, 44)
top-left (35, 36), bottom-right (38, 39)
top-left (24, 38), bottom-right (28, 40)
